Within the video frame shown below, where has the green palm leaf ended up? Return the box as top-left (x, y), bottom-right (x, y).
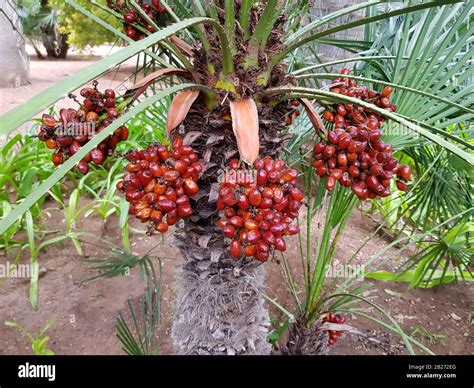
top-left (270, 0), bottom-right (463, 71)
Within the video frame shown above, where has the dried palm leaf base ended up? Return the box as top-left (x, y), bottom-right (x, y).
top-left (281, 316), bottom-right (330, 355)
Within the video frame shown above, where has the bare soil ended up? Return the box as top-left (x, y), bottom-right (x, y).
top-left (0, 57), bottom-right (472, 355)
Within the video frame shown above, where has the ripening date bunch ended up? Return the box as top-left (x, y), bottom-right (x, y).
top-left (325, 312), bottom-right (346, 346)
top-left (38, 81), bottom-right (128, 175)
top-left (117, 136), bottom-right (202, 235)
top-left (107, 0), bottom-right (167, 41)
top-left (312, 69), bottom-right (412, 199)
top-left (217, 157), bottom-right (303, 262)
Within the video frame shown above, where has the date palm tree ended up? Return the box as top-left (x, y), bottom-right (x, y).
top-left (146, 0), bottom-right (472, 355)
top-left (0, 0), bottom-right (471, 355)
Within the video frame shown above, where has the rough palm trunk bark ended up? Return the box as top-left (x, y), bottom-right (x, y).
top-left (169, 0), bottom-right (296, 354)
top-left (172, 235), bottom-right (271, 355)
top-left (282, 316), bottom-right (329, 355)
top-left (171, 97), bottom-right (292, 355)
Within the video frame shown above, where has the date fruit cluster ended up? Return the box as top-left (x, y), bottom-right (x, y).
top-left (117, 137), bottom-right (202, 235)
top-left (312, 69), bottom-right (411, 199)
top-left (107, 0), bottom-right (167, 41)
top-left (217, 157), bottom-right (303, 262)
top-left (38, 81), bottom-right (127, 174)
top-left (325, 312), bottom-right (346, 346)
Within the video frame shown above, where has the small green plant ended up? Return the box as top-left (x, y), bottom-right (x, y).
top-left (5, 320), bottom-right (55, 355)
top-left (115, 259), bottom-right (162, 355)
top-left (410, 325), bottom-right (446, 346)
top-left (76, 237), bottom-right (167, 355)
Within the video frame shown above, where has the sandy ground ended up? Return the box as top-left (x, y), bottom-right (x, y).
top-left (1, 56), bottom-right (96, 117)
top-left (0, 56), bottom-right (472, 355)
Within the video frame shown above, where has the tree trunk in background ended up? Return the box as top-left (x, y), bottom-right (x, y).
top-left (282, 317), bottom-right (329, 355)
top-left (0, 0), bottom-right (29, 87)
top-left (42, 25), bottom-right (69, 59)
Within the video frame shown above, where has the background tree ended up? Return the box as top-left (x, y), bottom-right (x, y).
top-left (0, 0), bottom-right (29, 86)
top-left (18, 0), bottom-right (68, 59)
top-left (18, 0), bottom-right (122, 59)
top-left (49, 0), bottom-right (122, 51)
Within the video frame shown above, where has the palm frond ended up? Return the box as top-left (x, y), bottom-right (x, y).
top-left (116, 257), bottom-right (162, 355)
top-left (402, 222), bottom-right (473, 288)
top-left (357, 2), bottom-right (473, 128)
top-left (271, 1), bottom-right (461, 71)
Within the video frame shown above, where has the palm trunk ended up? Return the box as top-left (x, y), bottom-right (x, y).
top-left (169, 0), bottom-right (296, 354)
top-left (171, 98), bottom-right (293, 355)
top-left (172, 233), bottom-right (271, 355)
top-left (281, 316), bottom-right (329, 355)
